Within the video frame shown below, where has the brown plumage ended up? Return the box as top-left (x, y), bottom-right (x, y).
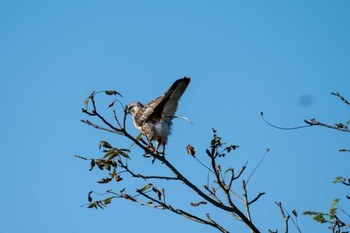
top-left (127, 77), bottom-right (191, 153)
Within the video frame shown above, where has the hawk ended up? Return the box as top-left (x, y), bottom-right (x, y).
top-left (127, 77), bottom-right (191, 154)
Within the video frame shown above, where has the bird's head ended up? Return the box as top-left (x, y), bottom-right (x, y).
top-left (126, 102), bottom-right (143, 117)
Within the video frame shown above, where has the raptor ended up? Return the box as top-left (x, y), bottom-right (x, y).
top-left (127, 77), bottom-right (190, 154)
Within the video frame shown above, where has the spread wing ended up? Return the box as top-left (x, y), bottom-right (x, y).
top-left (160, 77), bottom-right (190, 119)
top-left (134, 77), bottom-right (190, 126)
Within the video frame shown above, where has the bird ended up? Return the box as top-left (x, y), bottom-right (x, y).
top-left (127, 77), bottom-right (191, 154)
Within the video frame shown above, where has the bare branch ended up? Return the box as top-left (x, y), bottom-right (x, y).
top-left (161, 156), bottom-right (261, 232)
top-left (206, 214), bottom-right (230, 233)
top-left (113, 110), bottom-right (123, 129)
top-left (275, 202), bottom-right (290, 233)
top-left (261, 112), bottom-right (312, 130)
top-left (331, 92), bottom-right (350, 106)
top-left (137, 190), bottom-right (229, 233)
top-left (246, 149), bottom-right (270, 186)
top-left (81, 119), bottom-right (122, 134)
top-left (122, 193), bottom-right (165, 210)
top-left (304, 119), bottom-right (350, 132)
top-left (242, 180), bottom-right (253, 226)
top-left (119, 161), bottom-right (179, 181)
top-left (204, 185), bottom-right (225, 205)
top-left (248, 192), bottom-right (266, 206)
top-left (233, 162), bottom-right (248, 181)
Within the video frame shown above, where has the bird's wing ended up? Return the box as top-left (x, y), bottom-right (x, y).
top-left (133, 96), bottom-right (163, 126)
top-left (134, 77), bottom-right (191, 126)
top-left (159, 77), bottom-right (190, 119)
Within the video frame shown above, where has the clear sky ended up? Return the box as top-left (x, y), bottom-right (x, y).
top-left (1, 1), bottom-right (349, 232)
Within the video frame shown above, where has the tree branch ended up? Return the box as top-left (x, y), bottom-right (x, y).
top-left (80, 92), bottom-right (261, 233)
top-left (81, 119), bottom-right (122, 134)
top-left (331, 92), bottom-right (350, 106)
top-left (304, 119), bottom-right (350, 132)
top-left (118, 159), bottom-right (179, 181)
top-left (160, 156), bottom-right (261, 232)
top-left (137, 190), bottom-right (229, 233)
top-left (275, 202), bottom-right (290, 233)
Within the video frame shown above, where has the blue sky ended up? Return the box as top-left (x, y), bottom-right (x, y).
top-left (1, 1), bottom-right (349, 232)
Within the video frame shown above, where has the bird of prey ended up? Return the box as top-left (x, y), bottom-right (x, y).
top-left (127, 77), bottom-right (191, 154)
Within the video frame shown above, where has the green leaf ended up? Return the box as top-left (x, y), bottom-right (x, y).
top-left (224, 167), bottom-right (233, 174)
top-left (87, 202), bottom-right (97, 209)
top-left (136, 133), bottom-right (142, 141)
top-left (109, 160), bottom-right (117, 168)
top-left (303, 211), bottom-right (328, 223)
top-left (111, 166), bottom-right (117, 177)
top-left (103, 197), bottom-right (113, 205)
top-left (99, 141), bottom-right (112, 149)
top-left (313, 213), bottom-right (327, 223)
top-left (140, 183), bottom-right (152, 192)
top-left (103, 149), bottom-right (119, 161)
top-left (105, 162), bottom-right (111, 171)
top-left (329, 208), bottom-right (337, 219)
top-left (74, 155), bottom-right (88, 160)
top-left (105, 90), bottom-right (122, 97)
top-left (303, 211), bottom-right (318, 215)
top-left (119, 150), bottom-right (130, 159)
top-left (95, 159), bottom-right (104, 170)
top-left (84, 97), bottom-right (89, 105)
top-left (331, 198), bottom-right (340, 208)
top-left (335, 122), bottom-right (345, 128)
top-left (333, 176), bottom-right (345, 183)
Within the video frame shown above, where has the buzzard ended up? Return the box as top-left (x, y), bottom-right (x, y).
top-left (127, 77), bottom-right (190, 154)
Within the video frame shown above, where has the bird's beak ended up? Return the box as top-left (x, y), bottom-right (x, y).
top-left (124, 106), bottom-right (130, 115)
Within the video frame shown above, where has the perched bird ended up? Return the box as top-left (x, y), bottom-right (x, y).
top-left (127, 77), bottom-right (191, 154)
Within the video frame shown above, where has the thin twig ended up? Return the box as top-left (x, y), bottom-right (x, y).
top-left (113, 110), bottom-right (123, 129)
top-left (119, 160), bottom-right (179, 181)
top-left (275, 202), bottom-right (290, 233)
top-left (81, 119), bottom-right (122, 134)
top-left (304, 119), bottom-right (350, 132)
top-left (246, 149), bottom-right (270, 186)
top-left (161, 155), bottom-right (261, 232)
top-left (331, 92), bottom-right (350, 106)
top-left (261, 112), bottom-right (312, 130)
top-left (242, 180), bottom-right (253, 227)
top-left (137, 190), bottom-right (229, 233)
top-left (248, 192), bottom-right (265, 206)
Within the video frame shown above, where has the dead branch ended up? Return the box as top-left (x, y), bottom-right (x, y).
top-left (137, 190), bottom-right (230, 233)
top-left (304, 119), bottom-right (350, 132)
top-left (275, 202), bottom-right (290, 233)
top-left (331, 92), bottom-right (350, 106)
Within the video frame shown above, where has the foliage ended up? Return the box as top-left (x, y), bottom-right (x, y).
top-left (77, 89), bottom-right (349, 233)
top-left (77, 90), bottom-right (273, 233)
top-left (262, 92), bottom-right (350, 232)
